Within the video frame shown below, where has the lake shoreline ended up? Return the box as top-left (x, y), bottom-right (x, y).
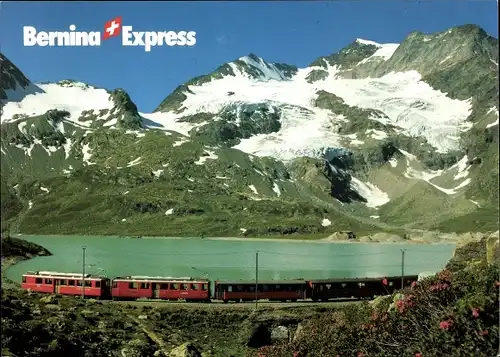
top-left (12, 233), bottom-right (457, 245)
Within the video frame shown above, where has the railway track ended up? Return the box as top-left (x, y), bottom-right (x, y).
top-left (103, 298), bottom-right (362, 309)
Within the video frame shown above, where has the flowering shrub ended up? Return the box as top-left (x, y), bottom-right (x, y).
top-left (255, 239), bottom-right (499, 357)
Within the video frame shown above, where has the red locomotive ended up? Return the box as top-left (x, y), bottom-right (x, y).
top-left (21, 271), bottom-right (420, 303)
top-left (21, 271), bottom-right (111, 298)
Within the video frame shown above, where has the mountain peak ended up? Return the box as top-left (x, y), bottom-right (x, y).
top-left (355, 38), bottom-right (382, 47)
top-left (243, 53), bottom-right (262, 62)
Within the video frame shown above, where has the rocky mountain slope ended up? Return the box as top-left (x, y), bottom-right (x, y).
top-left (0, 24), bottom-right (498, 237)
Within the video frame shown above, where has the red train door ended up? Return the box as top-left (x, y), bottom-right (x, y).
top-left (55, 279), bottom-right (61, 293)
top-left (152, 283), bottom-right (160, 298)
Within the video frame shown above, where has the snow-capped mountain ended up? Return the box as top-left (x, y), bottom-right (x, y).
top-left (1, 24), bottom-right (498, 237)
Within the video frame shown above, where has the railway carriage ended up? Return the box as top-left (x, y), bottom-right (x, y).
top-left (307, 275), bottom-right (420, 301)
top-left (110, 276), bottom-right (210, 302)
top-left (21, 271), bottom-right (111, 298)
top-left (214, 279), bottom-right (307, 303)
top-left (308, 277), bottom-right (388, 301)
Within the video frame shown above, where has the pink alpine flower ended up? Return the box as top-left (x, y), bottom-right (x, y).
top-left (472, 308), bottom-right (480, 318)
top-left (439, 320), bottom-right (451, 330)
top-left (415, 353), bottom-right (423, 357)
top-left (411, 281), bottom-right (417, 288)
top-left (479, 330), bottom-right (489, 336)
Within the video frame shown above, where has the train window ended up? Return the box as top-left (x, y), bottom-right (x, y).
top-left (358, 283), bottom-right (365, 287)
top-left (249, 285), bottom-right (255, 292)
top-left (22, 276), bottom-right (26, 283)
top-left (236, 285), bottom-right (243, 292)
top-left (36, 278), bottom-right (42, 284)
top-left (275, 285), bottom-right (280, 289)
top-left (389, 282), bottom-right (394, 286)
top-left (68, 280), bottom-right (75, 286)
top-left (202, 284), bottom-right (208, 291)
top-left (326, 284), bottom-right (332, 289)
top-left (192, 284), bottom-right (199, 290)
top-left (227, 285), bottom-right (232, 292)
top-left (112, 281), bottom-right (117, 288)
top-left (171, 283), bottom-right (179, 290)
top-left (129, 282), bottom-right (138, 289)
top-left (140, 283), bottom-right (149, 289)
top-left (263, 285), bottom-right (269, 292)
top-left (180, 284), bottom-right (188, 290)
top-left (77, 280), bottom-right (83, 286)
top-left (45, 279), bottom-right (52, 284)
top-left (85, 281), bottom-right (92, 287)
top-left (95, 281), bottom-right (101, 288)
top-left (160, 283), bottom-right (168, 290)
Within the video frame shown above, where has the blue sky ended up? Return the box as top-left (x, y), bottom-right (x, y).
top-left (1, 1), bottom-right (498, 112)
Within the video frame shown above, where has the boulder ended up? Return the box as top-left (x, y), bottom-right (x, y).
top-left (270, 325), bottom-right (289, 342)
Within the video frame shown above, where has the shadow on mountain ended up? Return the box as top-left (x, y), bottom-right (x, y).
top-left (322, 159), bottom-right (368, 205)
top-left (330, 183), bottom-right (367, 204)
top-left (141, 117), bottom-right (165, 129)
top-left (3, 83), bottom-right (45, 104)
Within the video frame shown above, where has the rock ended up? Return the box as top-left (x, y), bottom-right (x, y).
top-left (40, 295), bottom-right (57, 304)
top-left (270, 325), bottom-right (289, 342)
top-left (359, 236), bottom-right (373, 243)
top-left (370, 233), bottom-right (403, 242)
top-left (246, 323), bottom-right (271, 348)
top-left (293, 322), bottom-right (305, 341)
top-left (324, 231), bottom-right (356, 241)
top-left (169, 343), bottom-right (202, 357)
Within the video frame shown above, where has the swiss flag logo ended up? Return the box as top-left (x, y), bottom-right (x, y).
top-left (103, 17), bottom-right (122, 40)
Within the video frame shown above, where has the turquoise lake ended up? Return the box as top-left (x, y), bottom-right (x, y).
top-left (5, 235), bottom-right (455, 283)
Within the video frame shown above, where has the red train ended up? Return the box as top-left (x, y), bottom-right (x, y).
top-left (21, 271), bottom-right (418, 303)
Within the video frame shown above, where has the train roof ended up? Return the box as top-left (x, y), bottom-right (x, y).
top-left (113, 275), bottom-right (209, 282)
top-left (215, 279), bottom-right (306, 285)
top-left (308, 275), bottom-right (419, 283)
top-left (24, 271), bottom-right (107, 279)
